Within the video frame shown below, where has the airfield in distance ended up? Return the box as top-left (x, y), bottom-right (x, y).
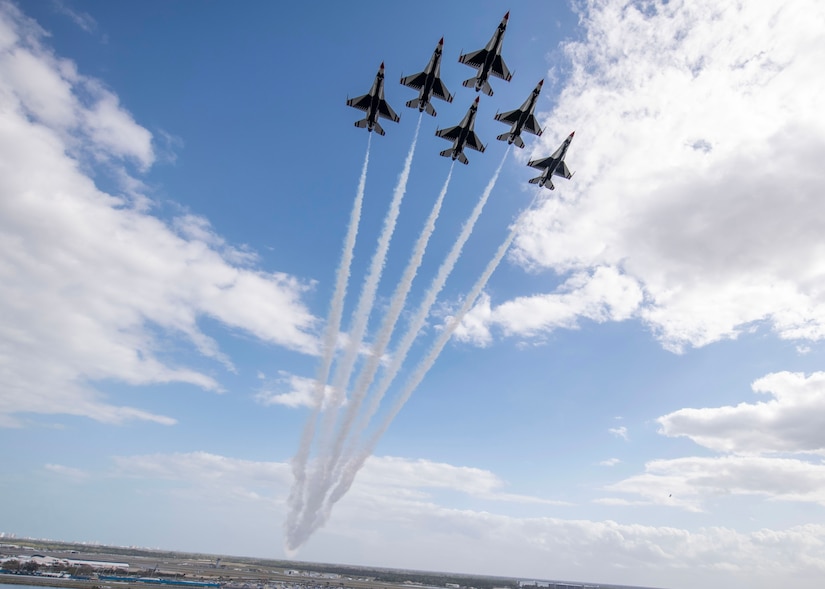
top-left (0, 539), bottom-right (656, 589)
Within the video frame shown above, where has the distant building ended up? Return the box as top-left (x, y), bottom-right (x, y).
top-left (14, 554), bottom-right (129, 570)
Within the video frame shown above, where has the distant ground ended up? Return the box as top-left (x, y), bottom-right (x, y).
top-left (0, 539), bottom-right (527, 589)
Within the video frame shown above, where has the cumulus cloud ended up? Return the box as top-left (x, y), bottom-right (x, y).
top-left (113, 452), bottom-right (292, 486)
top-left (110, 451), bottom-right (825, 588)
top-left (462, 0), bottom-right (825, 352)
top-left (659, 371), bottom-right (825, 455)
top-left (255, 371), bottom-right (336, 409)
top-left (455, 267), bottom-right (642, 346)
top-left (355, 456), bottom-right (567, 506)
top-left (606, 455), bottom-right (825, 511)
top-left (0, 2), bottom-right (318, 427)
top-left (113, 452), bottom-right (564, 511)
top-left (608, 370), bottom-right (825, 516)
top-left (44, 463), bottom-right (89, 481)
top-left (609, 426), bottom-right (628, 441)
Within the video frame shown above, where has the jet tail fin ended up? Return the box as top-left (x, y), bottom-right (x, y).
top-left (457, 152), bottom-right (469, 165)
top-left (496, 133), bottom-right (525, 148)
top-left (354, 118), bottom-right (385, 135)
top-left (480, 80), bottom-right (494, 96)
top-left (406, 98), bottom-right (420, 109)
top-left (529, 176), bottom-right (554, 189)
top-left (439, 148), bottom-right (454, 159)
top-left (424, 102), bottom-right (436, 116)
top-left (461, 77), bottom-right (478, 90)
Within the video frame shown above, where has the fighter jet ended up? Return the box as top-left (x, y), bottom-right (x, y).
top-left (435, 97), bottom-right (485, 165)
top-left (457, 12), bottom-right (513, 96)
top-left (400, 38), bottom-right (454, 116)
top-left (527, 132), bottom-right (575, 190)
top-left (494, 80), bottom-right (545, 148)
top-left (346, 63), bottom-right (400, 135)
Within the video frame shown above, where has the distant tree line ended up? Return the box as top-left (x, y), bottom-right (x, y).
top-left (265, 561), bottom-right (517, 589)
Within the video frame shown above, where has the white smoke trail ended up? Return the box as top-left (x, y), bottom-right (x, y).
top-left (328, 163), bottom-right (456, 482)
top-left (320, 113), bottom-right (422, 453)
top-left (351, 147), bottom-right (511, 447)
top-left (286, 115), bottom-right (422, 550)
top-left (327, 186), bottom-right (542, 507)
top-left (285, 135), bottom-right (371, 549)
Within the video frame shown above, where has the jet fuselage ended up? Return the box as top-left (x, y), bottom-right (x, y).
top-left (475, 23), bottom-right (506, 91)
top-left (508, 90), bottom-right (540, 143)
top-left (531, 133), bottom-right (575, 189)
top-left (450, 104), bottom-right (479, 159)
top-left (364, 70), bottom-right (386, 131)
top-left (417, 47), bottom-right (441, 111)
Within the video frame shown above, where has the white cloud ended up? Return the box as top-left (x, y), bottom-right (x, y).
top-left (53, 0), bottom-right (97, 34)
top-left (659, 371), bottom-right (825, 455)
top-left (44, 463), bottom-right (88, 481)
top-left (0, 3), bottom-right (318, 427)
top-left (606, 455), bottom-right (825, 512)
top-left (110, 451), bottom-right (825, 589)
top-left (255, 371), bottom-right (336, 410)
top-left (467, 0), bottom-right (825, 352)
top-left (600, 458), bottom-right (621, 467)
top-left (113, 452), bottom-right (292, 487)
top-left (117, 452), bottom-right (563, 507)
top-left (609, 426), bottom-right (628, 441)
top-left (456, 267), bottom-right (642, 346)
top-left (355, 456), bottom-right (567, 506)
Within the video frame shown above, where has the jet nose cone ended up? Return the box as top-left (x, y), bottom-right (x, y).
top-left (380, 62), bottom-right (385, 70)
top-left (439, 37), bottom-right (444, 45)
top-left (474, 96), bottom-right (480, 104)
top-left (538, 80), bottom-right (544, 87)
top-left (570, 131), bottom-right (575, 137)
top-left (504, 11), bottom-right (510, 20)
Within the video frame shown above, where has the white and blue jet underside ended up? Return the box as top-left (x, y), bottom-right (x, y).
top-left (400, 37), bottom-right (453, 117)
top-left (494, 80), bottom-right (544, 148)
top-left (346, 62), bottom-right (400, 136)
top-left (458, 11), bottom-right (513, 97)
top-left (435, 96), bottom-right (485, 165)
top-left (527, 132), bottom-right (575, 190)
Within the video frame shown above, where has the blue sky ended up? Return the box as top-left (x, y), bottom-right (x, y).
top-left (2, 1), bottom-right (825, 588)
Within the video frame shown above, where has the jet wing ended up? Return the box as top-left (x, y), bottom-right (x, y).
top-left (549, 142), bottom-right (565, 159)
top-left (400, 72), bottom-right (428, 90)
top-left (465, 131), bottom-right (486, 153)
top-left (489, 54), bottom-right (513, 81)
top-left (554, 161), bottom-right (573, 179)
top-left (458, 49), bottom-right (489, 69)
top-left (494, 109), bottom-right (521, 125)
top-left (523, 114), bottom-right (543, 136)
top-left (527, 156), bottom-right (556, 170)
top-left (378, 100), bottom-right (400, 122)
top-left (431, 78), bottom-right (453, 102)
top-left (435, 125), bottom-right (462, 141)
top-left (346, 94), bottom-right (372, 112)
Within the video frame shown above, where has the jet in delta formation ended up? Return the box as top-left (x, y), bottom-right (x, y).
top-left (346, 62), bottom-right (400, 135)
top-left (494, 80), bottom-right (544, 148)
top-left (435, 96), bottom-right (485, 165)
top-left (457, 11), bottom-right (513, 96)
top-left (400, 38), bottom-right (454, 116)
top-left (527, 132), bottom-right (575, 190)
